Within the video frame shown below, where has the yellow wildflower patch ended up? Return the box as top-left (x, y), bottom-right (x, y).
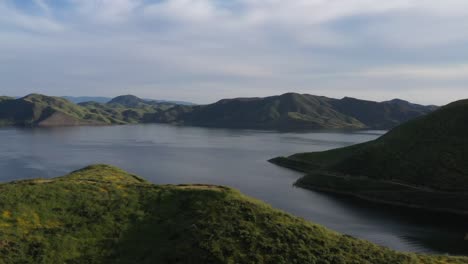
top-left (2, 210), bottom-right (11, 218)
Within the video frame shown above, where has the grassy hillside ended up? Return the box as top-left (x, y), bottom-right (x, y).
top-left (151, 93), bottom-right (435, 130)
top-left (79, 101), bottom-right (159, 124)
top-left (107, 95), bottom-right (154, 108)
top-left (0, 94), bottom-right (172, 127)
top-left (270, 99), bottom-right (468, 214)
top-left (0, 94), bottom-right (111, 127)
top-left (0, 165), bottom-right (465, 264)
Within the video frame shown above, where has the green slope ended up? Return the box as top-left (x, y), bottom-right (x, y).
top-left (270, 99), bottom-right (468, 214)
top-left (151, 93), bottom-right (435, 130)
top-left (0, 94), bottom-right (112, 127)
top-left (0, 94), bottom-right (172, 127)
top-left (0, 165), bottom-right (464, 263)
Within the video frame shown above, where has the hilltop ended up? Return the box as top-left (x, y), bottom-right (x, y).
top-left (0, 165), bottom-right (465, 263)
top-left (150, 93), bottom-right (436, 130)
top-left (270, 99), bottom-right (468, 214)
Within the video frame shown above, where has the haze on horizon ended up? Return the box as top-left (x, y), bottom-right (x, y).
top-left (1, 0), bottom-right (468, 105)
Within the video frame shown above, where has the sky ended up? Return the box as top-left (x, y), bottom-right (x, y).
top-left (1, 0), bottom-right (468, 105)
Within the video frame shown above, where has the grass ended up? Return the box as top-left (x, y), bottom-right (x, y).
top-left (0, 165), bottom-right (466, 263)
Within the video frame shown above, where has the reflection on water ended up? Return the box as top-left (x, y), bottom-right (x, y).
top-left (0, 124), bottom-right (467, 255)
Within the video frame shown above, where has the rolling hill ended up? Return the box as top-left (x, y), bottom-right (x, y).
top-left (0, 94), bottom-right (172, 127)
top-left (0, 94), bottom-right (109, 127)
top-left (151, 93), bottom-right (436, 130)
top-left (0, 164), bottom-right (465, 263)
top-left (0, 93), bottom-right (435, 129)
top-left (270, 99), bottom-right (468, 214)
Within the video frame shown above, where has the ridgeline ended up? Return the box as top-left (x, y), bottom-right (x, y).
top-left (0, 93), bottom-right (435, 130)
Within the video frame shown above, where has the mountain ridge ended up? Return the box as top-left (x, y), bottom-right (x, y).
top-left (150, 92), bottom-right (436, 130)
top-left (0, 93), bottom-right (436, 129)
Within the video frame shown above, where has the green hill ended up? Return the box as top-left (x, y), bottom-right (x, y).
top-left (107, 95), bottom-right (153, 108)
top-left (0, 94), bottom-right (171, 127)
top-left (0, 165), bottom-right (464, 263)
top-left (270, 99), bottom-right (468, 214)
top-left (151, 93), bottom-right (435, 130)
top-left (0, 94), bottom-right (111, 127)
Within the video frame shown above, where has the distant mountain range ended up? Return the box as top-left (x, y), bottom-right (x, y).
top-left (149, 93), bottom-right (437, 130)
top-left (0, 93), bottom-right (436, 129)
top-left (270, 98), bottom-right (468, 214)
top-left (62, 95), bottom-right (195, 106)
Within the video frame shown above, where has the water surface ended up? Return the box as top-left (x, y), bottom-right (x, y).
top-left (0, 124), bottom-right (467, 255)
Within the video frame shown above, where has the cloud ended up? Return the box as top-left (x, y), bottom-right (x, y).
top-left (144, 0), bottom-right (224, 22)
top-left (71, 0), bottom-right (142, 23)
top-left (0, 0), bottom-right (468, 105)
top-left (0, 2), bottom-right (64, 32)
top-left (359, 64), bottom-right (468, 80)
top-left (33, 0), bottom-right (52, 16)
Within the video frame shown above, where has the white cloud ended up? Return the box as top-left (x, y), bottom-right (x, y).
top-left (0, 2), bottom-right (63, 32)
top-left (33, 0), bottom-right (52, 16)
top-left (359, 64), bottom-right (468, 80)
top-left (71, 0), bottom-right (142, 23)
top-left (144, 0), bottom-right (224, 22)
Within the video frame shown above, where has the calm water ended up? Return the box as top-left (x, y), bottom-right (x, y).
top-left (0, 124), bottom-right (467, 255)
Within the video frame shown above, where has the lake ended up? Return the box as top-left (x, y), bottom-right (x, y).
top-left (0, 124), bottom-right (467, 255)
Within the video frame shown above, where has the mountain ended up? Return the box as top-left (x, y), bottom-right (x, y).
top-left (270, 99), bottom-right (468, 214)
top-left (63, 96), bottom-right (195, 106)
top-left (0, 94), bottom-right (172, 127)
top-left (0, 93), bottom-right (435, 129)
top-left (62, 96), bottom-right (112, 104)
top-left (151, 93), bottom-right (436, 130)
top-left (0, 94), bottom-right (109, 127)
top-left (330, 97), bottom-right (438, 129)
top-left (0, 165), bottom-right (464, 263)
top-left (107, 95), bottom-right (151, 107)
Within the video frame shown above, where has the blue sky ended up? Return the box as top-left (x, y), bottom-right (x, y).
top-left (1, 0), bottom-right (468, 104)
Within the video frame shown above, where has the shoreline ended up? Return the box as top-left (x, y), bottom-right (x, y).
top-left (295, 182), bottom-right (468, 217)
top-left (269, 157), bottom-right (468, 217)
